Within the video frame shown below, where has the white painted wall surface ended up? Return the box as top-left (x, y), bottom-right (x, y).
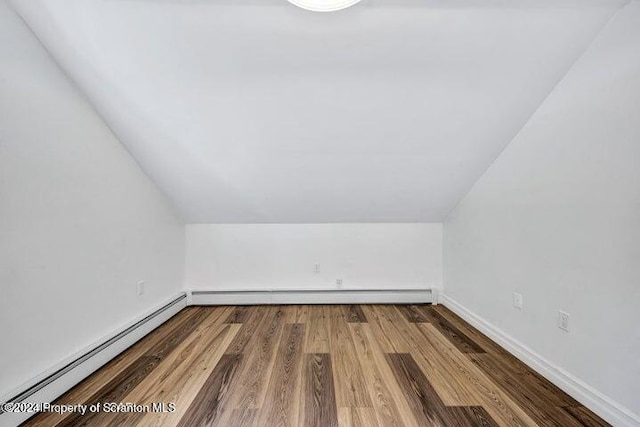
top-left (443, 1), bottom-right (640, 422)
top-left (11, 0), bottom-right (624, 223)
top-left (187, 224), bottom-right (442, 292)
top-left (0, 1), bottom-right (185, 399)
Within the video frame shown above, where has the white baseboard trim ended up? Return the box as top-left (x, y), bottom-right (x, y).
top-left (0, 293), bottom-right (187, 427)
top-left (441, 295), bottom-right (640, 427)
top-left (191, 288), bottom-right (433, 305)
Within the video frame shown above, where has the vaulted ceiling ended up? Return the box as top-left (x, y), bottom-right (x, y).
top-left (13, 0), bottom-right (625, 222)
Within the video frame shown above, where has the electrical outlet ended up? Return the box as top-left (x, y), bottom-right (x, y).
top-left (314, 264), bottom-right (321, 274)
top-left (137, 280), bottom-right (145, 296)
top-left (513, 292), bottom-right (523, 310)
top-left (336, 279), bottom-right (343, 288)
top-left (558, 310), bottom-right (570, 332)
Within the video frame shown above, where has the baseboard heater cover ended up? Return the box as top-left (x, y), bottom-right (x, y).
top-left (190, 288), bottom-right (433, 305)
top-left (0, 293), bottom-right (187, 427)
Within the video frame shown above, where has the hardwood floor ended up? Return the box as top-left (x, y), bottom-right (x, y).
top-left (22, 305), bottom-right (610, 427)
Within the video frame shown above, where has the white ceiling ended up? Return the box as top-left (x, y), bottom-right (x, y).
top-left (13, 0), bottom-right (624, 222)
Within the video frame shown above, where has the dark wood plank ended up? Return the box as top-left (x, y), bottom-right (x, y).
top-left (145, 307), bottom-right (213, 359)
top-left (328, 306), bottom-right (371, 407)
top-left (19, 307), bottom-right (207, 427)
top-left (470, 349), bottom-right (575, 408)
top-left (224, 306), bottom-right (286, 410)
top-left (342, 305), bottom-right (368, 323)
top-left (258, 323), bottom-right (305, 426)
top-left (361, 305), bottom-right (412, 353)
top-left (347, 322), bottom-right (413, 427)
top-left (56, 356), bottom-right (162, 427)
top-left (338, 407), bottom-right (381, 427)
top-left (228, 408), bottom-right (258, 427)
top-left (102, 321), bottom-right (235, 427)
top-left (302, 353), bottom-right (338, 427)
top-left (563, 406), bottom-right (611, 427)
top-left (397, 304), bottom-right (431, 323)
top-left (177, 354), bottom-right (243, 427)
top-left (434, 306), bottom-right (518, 359)
top-left (65, 308), bottom-right (216, 426)
top-left (468, 353), bottom-right (585, 427)
top-left (434, 305), bottom-right (581, 407)
top-left (224, 306), bottom-right (252, 324)
top-left (387, 352), bottom-right (500, 427)
top-left (416, 306), bottom-right (485, 354)
top-left (445, 407), bottom-right (500, 427)
top-left (225, 306), bottom-right (269, 354)
top-left (385, 352), bottom-right (451, 426)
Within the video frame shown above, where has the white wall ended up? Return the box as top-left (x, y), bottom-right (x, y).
top-left (443, 2), bottom-right (640, 424)
top-left (187, 224), bottom-right (442, 292)
top-left (12, 0), bottom-right (624, 224)
top-left (0, 1), bottom-right (185, 400)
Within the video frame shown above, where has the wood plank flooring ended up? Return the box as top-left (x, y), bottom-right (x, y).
top-left (21, 305), bottom-right (610, 427)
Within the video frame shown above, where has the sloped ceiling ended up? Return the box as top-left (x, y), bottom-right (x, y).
top-left (12, 0), bottom-right (625, 222)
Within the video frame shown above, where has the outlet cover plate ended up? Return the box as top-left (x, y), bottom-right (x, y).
top-left (513, 292), bottom-right (523, 310)
top-left (558, 310), bottom-right (570, 332)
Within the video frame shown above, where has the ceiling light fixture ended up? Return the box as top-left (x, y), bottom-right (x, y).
top-left (287, 0), bottom-right (362, 12)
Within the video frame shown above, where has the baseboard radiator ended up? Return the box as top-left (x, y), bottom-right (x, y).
top-left (0, 293), bottom-right (187, 427)
top-left (190, 288), bottom-right (433, 305)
